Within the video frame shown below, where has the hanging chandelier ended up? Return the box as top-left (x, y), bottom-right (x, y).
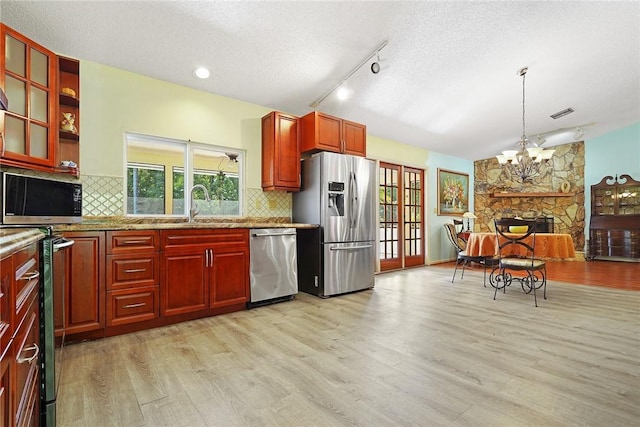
top-left (496, 67), bottom-right (555, 182)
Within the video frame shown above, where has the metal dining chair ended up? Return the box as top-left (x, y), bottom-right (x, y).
top-left (444, 223), bottom-right (496, 286)
top-left (492, 218), bottom-right (547, 306)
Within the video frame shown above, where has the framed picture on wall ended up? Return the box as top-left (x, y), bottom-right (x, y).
top-left (437, 168), bottom-right (469, 216)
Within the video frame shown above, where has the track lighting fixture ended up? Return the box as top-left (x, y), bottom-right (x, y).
top-left (371, 54), bottom-right (381, 74)
top-left (309, 40), bottom-right (388, 108)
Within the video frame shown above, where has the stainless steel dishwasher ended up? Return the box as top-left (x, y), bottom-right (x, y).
top-left (249, 228), bottom-right (298, 307)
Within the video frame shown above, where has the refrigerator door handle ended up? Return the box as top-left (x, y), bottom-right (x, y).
top-left (349, 171), bottom-right (359, 229)
top-left (330, 244), bottom-right (373, 251)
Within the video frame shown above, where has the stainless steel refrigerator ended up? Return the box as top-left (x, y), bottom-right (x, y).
top-left (293, 152), bottom-right (376, 297)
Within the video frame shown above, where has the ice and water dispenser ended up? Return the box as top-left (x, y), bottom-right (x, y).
top-left (327, 181), bottom-right (344, 216)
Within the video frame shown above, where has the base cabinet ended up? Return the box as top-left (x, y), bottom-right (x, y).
top-left (161, 229), bottom-right (249, 317)
top-left (106, 231), bottom-right (159, 327)
top-left (0, 239), bottom-right (41, 427)
top-left (210, 245), bottom-right (249, 309)
top-left (49, 228), bottom-right (251, 339)
top-left (54, 231), bottom-right (105, 336)
top-left (161, 249), bottom-right (209, 316)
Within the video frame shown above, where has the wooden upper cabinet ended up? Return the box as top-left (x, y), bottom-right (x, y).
top-left (261, 111), bottom-right (300, 192)
top-left (300, 111), bottom-right (366, 157)
top-left (342, 119), bottom-right (367, 156)
top-left (1, 24), bottom-right (57, 170)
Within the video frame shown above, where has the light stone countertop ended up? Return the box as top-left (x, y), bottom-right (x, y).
top-left (53, 216), bottom-right (318, 232)
top-left (0, 228), bottom-right (45, 258)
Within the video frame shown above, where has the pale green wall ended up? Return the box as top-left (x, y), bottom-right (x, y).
top-left (80, 60), bottom-right (271, 188)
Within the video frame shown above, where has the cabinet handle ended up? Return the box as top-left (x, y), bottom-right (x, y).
top-left (123, 302), bottom-right (146, 309)
top-left (124, 268), bottom-right (146, 273)
top-left (121, 240), bottom-right (146, 245)
top-left (0, 131), bottom-right (5, 157)
top-left (20, 271), bottom-right (40, 281)
top-left (17, 343), bottom-right (40, 364)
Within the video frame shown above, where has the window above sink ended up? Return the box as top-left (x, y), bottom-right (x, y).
top-left (125, 133), bottom-right (243, 217)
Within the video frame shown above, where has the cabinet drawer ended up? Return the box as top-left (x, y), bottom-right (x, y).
top-left (161, 229), bottom-right (249, 250)
top-left (106, 287), bottom-right (158, 327)
top-left (13, 247), bottom-right (39, 333)
top-left (107, 230), bottom-right (159, 254)
top-left (0, 256), bottom-right (11, 357)
top-left (14, 297), bottom-right (39, 427)
top-left (107, 254), bottom-right (159, 290)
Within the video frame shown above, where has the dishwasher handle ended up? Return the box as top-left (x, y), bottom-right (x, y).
top-left (251, 229), bottom-right (296, 238)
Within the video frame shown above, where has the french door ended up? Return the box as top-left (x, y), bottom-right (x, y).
top-left (379, 162), bottom-right (424, 271)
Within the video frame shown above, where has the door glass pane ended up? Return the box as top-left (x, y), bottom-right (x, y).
top-left (30, 86), bottom-right (48, 122)
top-left (5, 75), bottom-right (26, 116)
top-left (5, 116), bottom-right (26, 154)
top-left (5, 35), bottom-right (26, 76)
top-left (29, 123), bottom-right (48, 158)
top-left (30, 48), bottom-right (49, 86)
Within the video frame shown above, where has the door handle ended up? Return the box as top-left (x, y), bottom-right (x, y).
top-left (53, 239), bottom-right (75, 251)
top-left (124, 268), bottom-right (146, 273)
top-left (330, 244), bottom-right (373, 251)
top-left (20, 271), bottom-right (40, 281)
top-left (17, 343), bottom-right (40, 364)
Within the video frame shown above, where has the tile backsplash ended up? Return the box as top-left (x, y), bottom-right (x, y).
top-left (81, 174), bottom-right (291, 218)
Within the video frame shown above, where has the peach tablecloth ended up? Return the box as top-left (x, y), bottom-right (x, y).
top-left (466, 232), bottom-right (576, 260)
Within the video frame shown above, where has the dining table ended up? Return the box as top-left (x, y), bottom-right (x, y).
top-left (465, 232), bottom-right (577, 260)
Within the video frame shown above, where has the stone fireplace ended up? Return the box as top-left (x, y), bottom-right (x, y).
top-left (473, 141), bottom-right (585, 253)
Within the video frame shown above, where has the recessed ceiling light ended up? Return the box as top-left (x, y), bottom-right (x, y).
top-left (193, 67), bottom-right (210, 79)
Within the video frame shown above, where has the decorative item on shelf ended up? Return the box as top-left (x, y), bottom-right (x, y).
top-left (560, 181), bottom-right (570, 193)
top-left (60, 160), bottom-right (77, 168)
top-left (496, 67), bottom-right (555, 182)
top-left (61, 87), bottom-right (76, 97)
top-left (60, 112), bottom-right (77, 133)
top-left (462, 211), bottom-right (477, 232)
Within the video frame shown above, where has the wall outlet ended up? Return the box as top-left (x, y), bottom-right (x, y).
top-left (268, 200), bottom-right (277, 209)
top-left (255, 200), bottom-right (263, 209)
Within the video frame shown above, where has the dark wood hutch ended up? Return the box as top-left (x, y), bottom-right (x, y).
top-left (588, 174), bottom-right (640, 261)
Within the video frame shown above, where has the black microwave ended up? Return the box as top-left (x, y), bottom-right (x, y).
top-left (1, 172), bottom-right (82, 224)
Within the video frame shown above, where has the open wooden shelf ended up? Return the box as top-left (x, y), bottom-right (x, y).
top-left (491, 192), bottom-right (575, 198)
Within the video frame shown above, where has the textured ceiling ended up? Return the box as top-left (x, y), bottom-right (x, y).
top-left (2, 1), bottom-right (639, 161)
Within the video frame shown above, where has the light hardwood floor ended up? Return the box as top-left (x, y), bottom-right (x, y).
top-left (57, 266), bottom-right (640, 426)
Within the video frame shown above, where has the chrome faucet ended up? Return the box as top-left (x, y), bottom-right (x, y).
top-left (189, 184), bottom-right (211, 221)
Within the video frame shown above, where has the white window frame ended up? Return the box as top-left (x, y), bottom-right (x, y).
top-left (124, 132), bottom-right (244, 217)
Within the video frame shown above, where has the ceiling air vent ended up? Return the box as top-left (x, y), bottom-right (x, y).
top-left (550, 108), bottom-right (574, 119)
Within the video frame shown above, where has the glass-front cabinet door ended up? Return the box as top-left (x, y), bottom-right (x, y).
top-left (1, 24), bottom-right (56, 168)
